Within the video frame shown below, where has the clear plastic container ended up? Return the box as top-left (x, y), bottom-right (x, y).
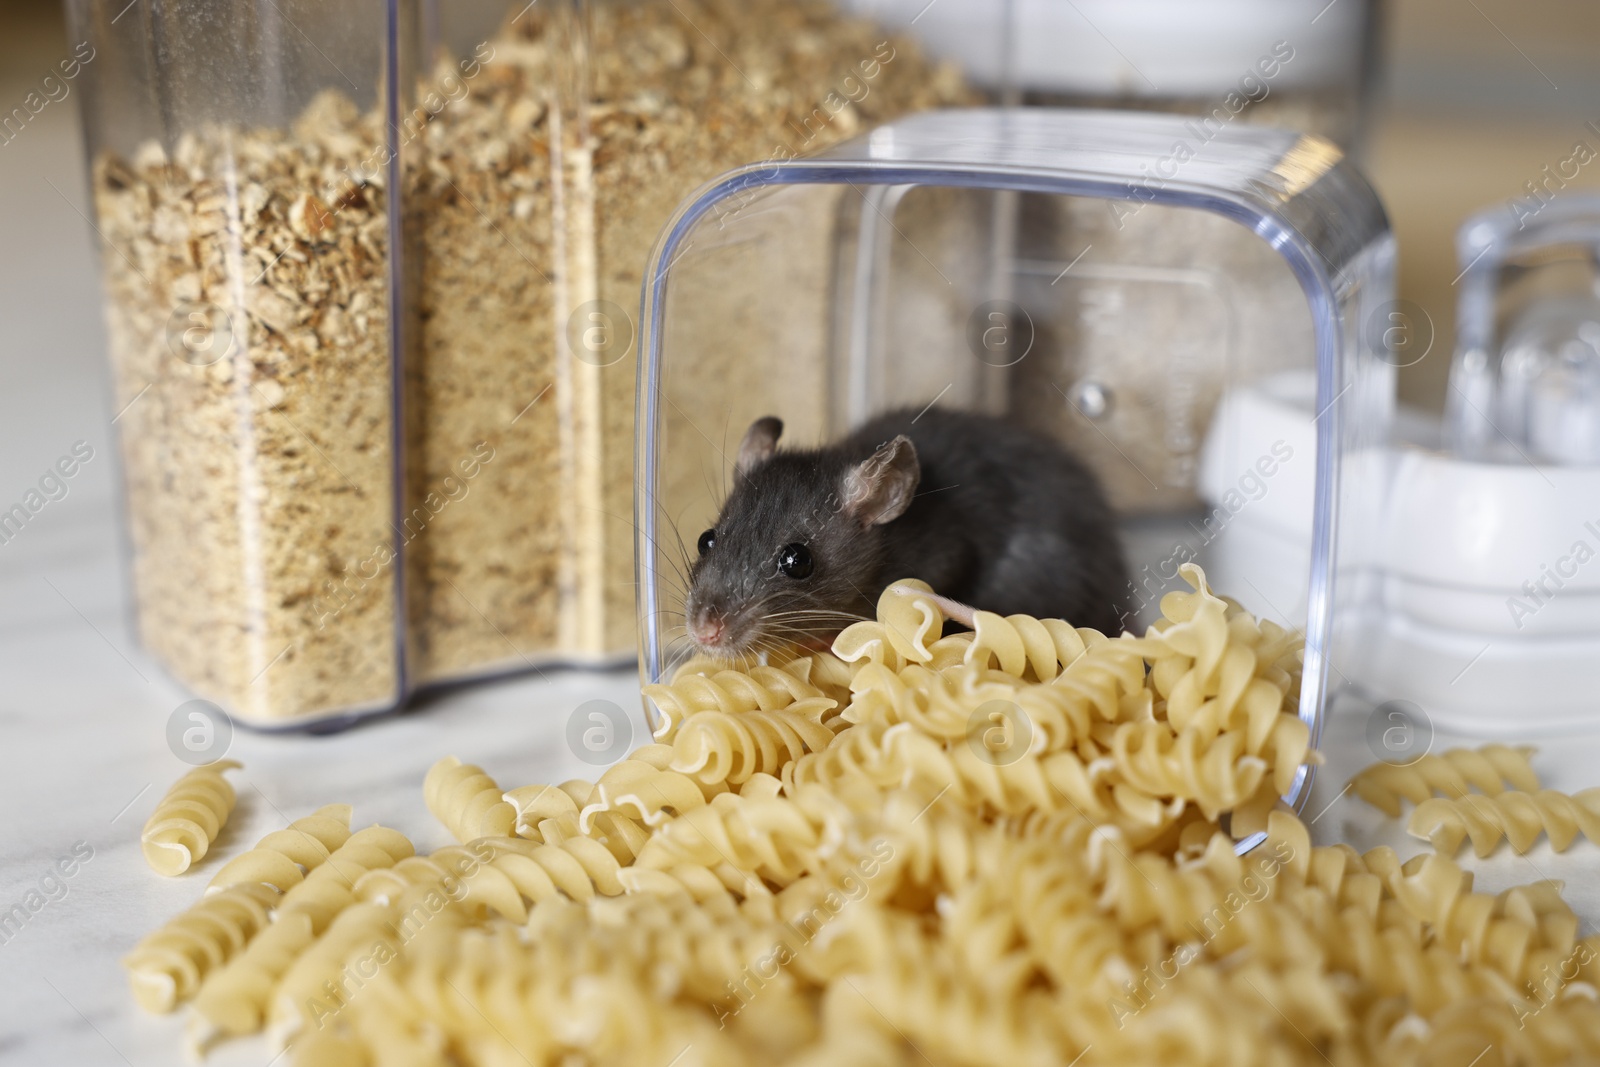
top-left (636, 108), bottom-right (1397, 826)
top-left (69, 0), bottom-right (409, 725)
top-left (844, 0), bottom-right (1378, 520)
top-left (68, 0), bottom-right (973, 726)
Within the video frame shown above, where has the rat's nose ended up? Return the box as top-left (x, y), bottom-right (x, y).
top-left (688, 606), bottom-right (726, 647)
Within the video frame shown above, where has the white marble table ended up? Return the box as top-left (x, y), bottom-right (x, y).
top-left (0, 94), bottom-right (633, 1065)
top-left (7, 490), bottom-right (1600, 1067)
top-left (5, 59), bottom-right (1600, 1067)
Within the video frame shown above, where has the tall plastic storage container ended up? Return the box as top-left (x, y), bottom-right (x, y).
top-left (68, 0), bottom-right (412, 725)
top-left (636, 109), bottom-right (1396, 822)
top-left (411, 0), bottom-right (972, 685)
top-left (67, 0), bottom-right (973, 727)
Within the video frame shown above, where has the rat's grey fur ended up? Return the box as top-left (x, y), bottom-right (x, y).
top-left (686, 406), bottom-right (1131, 657)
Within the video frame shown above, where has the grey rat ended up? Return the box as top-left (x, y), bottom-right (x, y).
top-left (683, 405), bottom-right (1130, 658)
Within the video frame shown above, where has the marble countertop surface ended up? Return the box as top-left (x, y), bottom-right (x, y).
top-left (5, 56), bottom-right (1600, 1067)
top-left (0, 96), bottom-right (648, 1065)
top-left (6, 492), bottom-right (1600, 1067)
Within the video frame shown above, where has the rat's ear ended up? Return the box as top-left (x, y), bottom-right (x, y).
top-left (841, 435), bottom-right (920, 527)
top-left (735, 417), bottom-right (783, 478)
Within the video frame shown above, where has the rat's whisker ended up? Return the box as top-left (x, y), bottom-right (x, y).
top-left (760, 610), bottom-right (868, 626)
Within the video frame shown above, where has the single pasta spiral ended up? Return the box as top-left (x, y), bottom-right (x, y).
top-left (844, 657), bottom-right (1125, 756)
top-left (1351, 744), bottom-right (1541, 817)
top-left (1081, 823), bottom-right (1282, 947)
top-left (189, 910), bottom-right (316, 1046)
top-left (353, 844), bottom-right (528, 921)
top-left (616, 861), bottom-right (768, 908)
top-left (424, 756), bottom-right (517, 843)
top-left (207, 803), bottom-right (353, 891)
top-left (123, 882), bottom-right (282, 1013)
top-left (781, 719), bottom-right (913, 812)
top-left (502, 777), bottom-right (592, 836)
top-left (474, 834), bottom-right (627, 905)
top-left (669, 699), bottom-right (836, 787)
top-left (1385, 851), bottom-right (1546, 980)
top-left (275, 825), bottom-right (416, 932)
top-left (1107, 721), bottom-right (1269, 819)
top-left (832, 579), bottom-right (947, 669)
top-left (579, 747), bottom-right (717, 828)
top-left (964, 607), bottom-right (1098, 683)
top-left (1122, 566), bottom-right (1302, 751)
top-left (636, 783), bottom-right (848, 887)
top-left (1409, 788), bottom-right (1600, 857)
top-left (879, 722), bottom-right (1184, 845)
top-left (644, 659), bottom-right (836, 741)
top-left (141, 760), bottom-right (241, 876)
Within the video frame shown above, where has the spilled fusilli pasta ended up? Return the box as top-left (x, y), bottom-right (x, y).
top-left (141, 759), bottom-right (241, 876)
top-left (127, 565), bottom-right (1600, 1067)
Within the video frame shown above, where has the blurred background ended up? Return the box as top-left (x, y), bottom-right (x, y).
top-left (4, 0), bottom-right (1598, 451)
top-left (3, 3), bottom-right (1597, 1057)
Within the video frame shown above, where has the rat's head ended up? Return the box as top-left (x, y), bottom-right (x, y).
top-left (684, 416), bottom-right (920, 660)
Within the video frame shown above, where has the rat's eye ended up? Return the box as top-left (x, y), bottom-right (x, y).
top-left (697, 529), bottom-right (716, 556)
top-left (777, 543), bottom-right (813, 579)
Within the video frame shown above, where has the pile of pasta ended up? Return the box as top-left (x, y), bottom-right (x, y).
top-left (125, 564), bottom-right (1600, 1066)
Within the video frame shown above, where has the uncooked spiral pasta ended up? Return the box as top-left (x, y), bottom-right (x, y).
top-left (124, 564), bottom-right (1600, 1067)
top-left (644, 658), bottom-right (839, 741)
top-left (148, 825), bottom-right (416, 1047)
top-left (1409, 788), bottom-right (1600, 857)
top-left (502, 777), bottom-right (591, 836)
top-left (424, 755), bottom-right (517, 842)
top-left (1107, 721), bottom-right (1270, 818)
top-left (635, 784), bottom-right (847, 887)
top-left (275, 825), bottom-right (416, 932)
top-left (960, 603), bottom-right (1111, 683)
top-left (189, 911), bottom-right (316, 1047)
top-left (353, 844), bottom-right (527, 921)
top-left (880, 721), bottom-right (1186, 845)
top-left (123, 881), bottom-right (281, 1013)
top-left (578, 748), bottom-right (715, 829)
top-left (1351, 743), bottom-right (1541, 817)
top-left (844, 655), bottom-right (1122, 755)
top-left (473, 834), bottom-right (627, 905)
top-left (669, 700), bottom-right (837, 788)
top-left (140, 760), bottom-right (241, 876)
top-left (1384, 851), bottom-right (1551, 980)
top-left (1121, 565), bottom-right (1303, 751)
top-left (207, 804), bottom-right (353, 891)
top-left (831, 579), bottom-right (946, 669)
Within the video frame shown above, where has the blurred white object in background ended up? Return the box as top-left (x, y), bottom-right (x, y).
top-left (842, 0), bottom-right (1370, 97)
top-left (1194, 369), bottom-right (1317, 625)
top-left (1497, 297), bottom-right (1600, 465)
top-left (1202, 196), bottom-right (1600, 736)
top-left (1448, 195), bottom-right (1600, 466)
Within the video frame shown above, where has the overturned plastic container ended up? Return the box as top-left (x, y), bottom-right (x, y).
top-left (636, 108), bottom-right (1397, 821)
